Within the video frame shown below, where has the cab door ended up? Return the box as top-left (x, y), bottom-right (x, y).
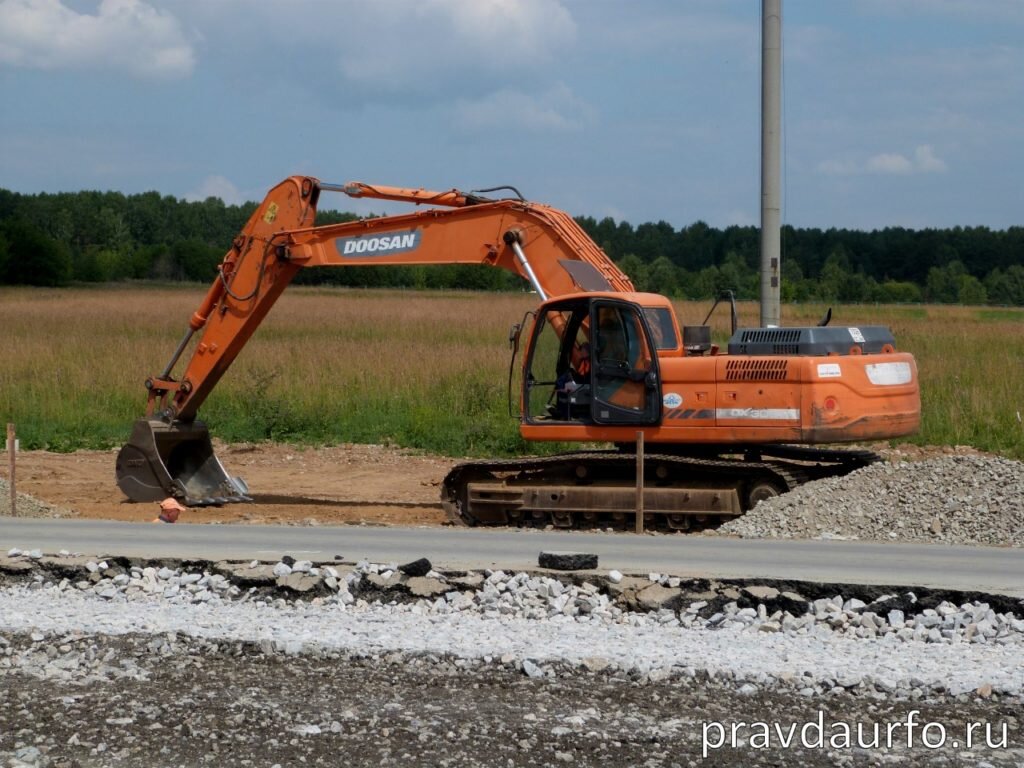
top-left (521, 299), bottom-right (591, 423)
top-left (590, 300), bottom-right (662, 425)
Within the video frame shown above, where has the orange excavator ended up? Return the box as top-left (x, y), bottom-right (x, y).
top-left (116, 176), bottom-right (920, 530)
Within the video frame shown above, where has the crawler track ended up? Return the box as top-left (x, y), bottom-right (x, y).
top-left (441, 446), bottom-right (878, 532)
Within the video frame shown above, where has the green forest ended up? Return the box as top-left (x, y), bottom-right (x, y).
top-left (1, 187), bottom-right (1022, 305)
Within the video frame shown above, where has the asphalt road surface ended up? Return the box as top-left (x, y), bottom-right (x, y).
top-left (2, 518), bottom-right (1022, 595)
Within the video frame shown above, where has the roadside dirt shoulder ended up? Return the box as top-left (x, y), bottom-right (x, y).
top-left (12, 443), bottom-right (452, 527)
top-left (4, 441), bottom-right (991, 530)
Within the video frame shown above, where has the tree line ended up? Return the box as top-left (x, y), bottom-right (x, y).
top-left (1, 187), bottom-right (1022, 305)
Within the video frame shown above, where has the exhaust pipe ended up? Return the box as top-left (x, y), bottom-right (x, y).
top-left (115, 418), bottom-right (251, 506)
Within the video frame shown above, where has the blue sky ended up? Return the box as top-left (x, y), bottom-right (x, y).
top-left (1, 0), bottom-right (1022, 230)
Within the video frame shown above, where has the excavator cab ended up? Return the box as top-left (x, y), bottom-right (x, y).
top-left (522, 295), bottom-right (662, 427)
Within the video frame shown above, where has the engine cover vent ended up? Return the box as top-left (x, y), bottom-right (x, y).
top-left (725, 358), bottom-right (790, 381)
top-left (737, 328), bottom-right (803, 344)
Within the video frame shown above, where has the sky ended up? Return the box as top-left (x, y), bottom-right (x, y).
top-left (1, 0), bottom-right (1022, 231)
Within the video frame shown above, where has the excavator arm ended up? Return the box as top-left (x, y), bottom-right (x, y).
top-left (116, 175), bottom-right (633, 504)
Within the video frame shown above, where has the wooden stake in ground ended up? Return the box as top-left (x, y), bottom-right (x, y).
top-left (635, 430), bottom-right (644, 534)
top-left (6, 423), bottom-right (15, 517)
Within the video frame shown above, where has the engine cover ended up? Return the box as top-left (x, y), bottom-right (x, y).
top-left (727, 326), bottom-right (896, 356)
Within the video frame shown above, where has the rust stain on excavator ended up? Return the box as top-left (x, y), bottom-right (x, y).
top-left (804, 412), bottom-right (920, 444)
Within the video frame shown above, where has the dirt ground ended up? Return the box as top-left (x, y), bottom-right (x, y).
top-left (14, 443), bottom-right (453, 527)
top-left (9, 441), bottom-right (982, 528)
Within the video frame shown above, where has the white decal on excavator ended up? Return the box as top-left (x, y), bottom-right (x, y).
top-left (716, 408), bottom-right (800, 420)
top-left (337, 229), bottom-right (421, 257)
top-left (817, 363), bottom-right (842, 378)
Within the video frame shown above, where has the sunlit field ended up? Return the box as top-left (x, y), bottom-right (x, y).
top-left (1, 285), bottom-right (1021, 459)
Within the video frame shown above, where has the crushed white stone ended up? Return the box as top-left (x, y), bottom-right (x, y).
top-left (1, 560), bottom-right (1023, 701)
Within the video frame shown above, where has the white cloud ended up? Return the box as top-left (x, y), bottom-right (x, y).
top-left (0, 0), bottom-right (194, 78)
top-left (440, 0), bottom-right (574, 59)
top-left (866, 152), bottom-right (914, 175)
top-left (454, 83), bottom-right (593, 134)
top-left (913, 144), bottom-right (948, 173)
top-left (341, 0), bottom-right (575, 89)
top-left (156, 0), bottom-right (577, 116)
top-left (194, 0), bottom-right (575, 99)
top-left (818, 145), bottom-right (948, 176)
top-left (185, 175), bottom-right (244, 206)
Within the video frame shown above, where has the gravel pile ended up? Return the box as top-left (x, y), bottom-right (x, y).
top-left (2, 553), bottom-right (1023, 701)
top-left (0, 479), bottom-right (69, 519)
top-left (719, 455), bottom-right (1024, 546)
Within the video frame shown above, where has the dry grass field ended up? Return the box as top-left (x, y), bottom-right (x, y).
top-left (1, 284), bottom-right (1021, 459)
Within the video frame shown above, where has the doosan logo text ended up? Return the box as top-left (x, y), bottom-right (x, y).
top-left (337, 230), bottom-right (421, 257)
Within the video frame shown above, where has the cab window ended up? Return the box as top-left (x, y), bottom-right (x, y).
top-left (591, 302), bottom-right (660, 423)
top-left (642, 307), bottom-right (678, 350)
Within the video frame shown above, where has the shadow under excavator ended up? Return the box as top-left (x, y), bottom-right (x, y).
top-left (248, 494), bottom-right (442, 510)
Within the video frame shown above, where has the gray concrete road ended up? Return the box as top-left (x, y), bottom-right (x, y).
top-left (2, 518), bottom-right (1022, 595)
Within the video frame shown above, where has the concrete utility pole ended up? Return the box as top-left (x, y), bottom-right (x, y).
top-left (760, 0), bottom-right (782, 327)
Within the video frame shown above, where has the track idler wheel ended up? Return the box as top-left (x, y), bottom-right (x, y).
top-left (744, 478), bottom-right (785, 509)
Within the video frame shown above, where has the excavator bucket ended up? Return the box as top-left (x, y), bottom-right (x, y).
top-left (115, 418), bottom-right (251, 506)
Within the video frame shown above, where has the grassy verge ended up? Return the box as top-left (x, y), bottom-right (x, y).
top-left (1, 286), bottom-right (1021, 460)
